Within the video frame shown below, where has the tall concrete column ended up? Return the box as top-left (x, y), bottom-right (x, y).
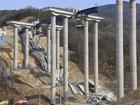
top-left (24, 28), bottom-right (29, 68)
top-left (13, 25), bottom-right (18, 68)
top-left (116, 0), bottom-right (124, 99)
top-left (63, 17), bottom-right (69, 101)
top-left (93, 21), bottom-right (99, 93)
top-left (84, 20), bottom-right (89, 98)
top-left (56, 29), bottom-right (60, 71)
top-left (47, 28), bottom-right (51, 73)
top-left (51, 15), bottom-right (56, 105)
top-left (130, 0), bottom-right (137, 90)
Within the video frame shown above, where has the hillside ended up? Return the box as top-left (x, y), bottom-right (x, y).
top-left (0, 7), bottom-right (50, 26)
top-left (0, 2), bottom-right (140, 105)
top-left (98, 1), bottom-right (140, 28)
top-left (114, 88), bottom-right (140, 105)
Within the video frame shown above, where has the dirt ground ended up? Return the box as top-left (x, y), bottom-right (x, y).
top-left (0, 75), bottom-right (25, 102)
top-left (0, 65), bottom-right (86, 105)
top-left (113, 88), bottom-right (140, 105)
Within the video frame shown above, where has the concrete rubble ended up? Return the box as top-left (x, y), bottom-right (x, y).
top-left (87, 91), bottom-right (117, 105)
top-left (69, 80), bottom-right (117, 105)
top-left (69, 80), bottom-right (95, 96)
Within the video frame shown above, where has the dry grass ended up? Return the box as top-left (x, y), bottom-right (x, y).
top-left (113, 88), bottom-right (140, 105)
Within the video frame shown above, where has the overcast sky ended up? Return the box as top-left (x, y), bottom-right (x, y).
top-left (0, 0), bottom-right (140, 10)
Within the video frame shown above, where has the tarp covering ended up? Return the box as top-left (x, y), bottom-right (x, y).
top-left (76, 7), bottom-right (98, 16)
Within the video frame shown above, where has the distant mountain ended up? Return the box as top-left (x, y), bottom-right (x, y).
top-left (98, 1), bottom-right (140, 28)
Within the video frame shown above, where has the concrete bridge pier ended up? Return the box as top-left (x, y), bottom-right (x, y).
top-left (13, 25), bottom-right (18, 69)
top-left (130, 0), bottom-right (137, 91)
top-left (47, 27), bottom-right (51, 73)
top-left (63, 17), bottom-right (69, 101)
top-left (77, 14), bottom-right (102, 99)
top-left (51, 14), bottom-right (57, 105)
top-left (93, 21), bottom-right (99, 93)
top-left (24, 27), bottom-right (29, 68)
top-left (84, 19), bottom-right (89, 98)
top-left (116, 0), bottom-right (124, 99)
top-left (45, 7), bottom-right (73, 104)
top-left (56, 28), bottom-right (61, 72)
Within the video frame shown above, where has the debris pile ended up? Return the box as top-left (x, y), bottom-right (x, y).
top-left (69, 79), bottom-right (116, 105)
top-left (29, 38), bottom-right (48, 71)
top-left (20, 33), bottom-right (48, 71)
top-left (87, 91), bottom-right (116, 105)
top-left (69, 82), bottom-right (85, 95)
top-left (69, 80), bottom-right (95, 96)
